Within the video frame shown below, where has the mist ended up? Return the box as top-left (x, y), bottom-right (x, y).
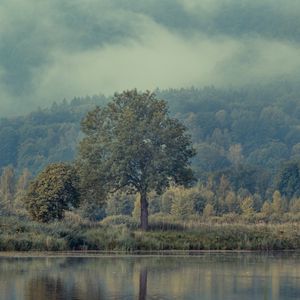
top-left (1, 0), bottom-right (300, 116)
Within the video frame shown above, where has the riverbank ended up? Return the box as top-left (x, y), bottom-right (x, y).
top-left (0, 216), bottom-right (299, 251)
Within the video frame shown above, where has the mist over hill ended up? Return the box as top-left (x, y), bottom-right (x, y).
top-left (1, 0), bottom-right (300, 115)
top-left (2, 84), bottom-right (300, 198)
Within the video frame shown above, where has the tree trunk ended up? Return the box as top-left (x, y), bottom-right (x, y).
top-left (139, 268), bottom-right (148, 300)
top-left (140, 190), bottom-right (149, 231)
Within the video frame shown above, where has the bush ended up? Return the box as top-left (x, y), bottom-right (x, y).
top-left (100, 215), bottom-right (139, 229)
top-left (23, 163), bottom-right (80, 222)
top-left (148, 213), bottom-right (185, 231)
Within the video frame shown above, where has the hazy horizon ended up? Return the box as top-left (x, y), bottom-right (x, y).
top-left (1, 0), bottom-right (300, 116)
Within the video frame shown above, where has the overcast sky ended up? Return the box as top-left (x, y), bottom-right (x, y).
top-left (1, 0), bottom-right (300, 115)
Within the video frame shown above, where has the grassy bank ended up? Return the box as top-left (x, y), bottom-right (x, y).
top-left (0, 216), bottom-right (299, 251)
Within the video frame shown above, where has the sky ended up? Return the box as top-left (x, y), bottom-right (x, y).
top-left (1, 0), bottom-right (300, 116)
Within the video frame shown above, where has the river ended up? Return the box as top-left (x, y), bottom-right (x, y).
top-left (0, 252), bottom-right (299, 299)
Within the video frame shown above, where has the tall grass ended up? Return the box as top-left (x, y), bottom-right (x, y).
top-left (0, 215), bottom-right (299, 251)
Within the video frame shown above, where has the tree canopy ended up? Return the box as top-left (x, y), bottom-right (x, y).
top-left (78, 90), bottom-right (195, 230)
top-left (23, 163), bottom-right (80, 222)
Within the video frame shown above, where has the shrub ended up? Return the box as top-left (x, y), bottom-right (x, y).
top-left (23, 163), bottom-right (80, 222)
top-left (100, 215), bottom-right (139, 229)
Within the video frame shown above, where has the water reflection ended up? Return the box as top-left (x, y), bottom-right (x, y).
top-left (139, 268), bottom-right (147, 300)
top-left (26, 276), bottom-right (66, 300)
top-left (0, 253), bottom-right (299, 300)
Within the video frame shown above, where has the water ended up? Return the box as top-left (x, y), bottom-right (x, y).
top-left (0, 252), bottom-right (299, 300)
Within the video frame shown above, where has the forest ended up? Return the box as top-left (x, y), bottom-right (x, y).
top-left (2, 83), bottom-right (300, 193)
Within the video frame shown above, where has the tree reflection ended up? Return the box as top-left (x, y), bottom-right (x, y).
top-left (25, 276), bottom-right (66, 300)
top-left (25, 275), bottom-right (105, 300)
top-left (139, 268), bottom-right (148, 300)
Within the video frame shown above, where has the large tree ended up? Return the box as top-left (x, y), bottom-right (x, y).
top-left (78, 90), bottom-right (195, 230)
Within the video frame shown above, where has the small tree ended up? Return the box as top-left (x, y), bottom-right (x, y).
top-left (0, 165), bottom-right (16, 213)
top-left (289, 198), bottom-right (300, 213)
top-left (225, 191), bottom-right (239, 213)
top-left (261, 201), bottom-right (273, 219)
top-left (23, 163), bottom-right (80, 222)
top-left (203, 203), bottom-right (215, 218)
top-left (276, 161), bottom-right (300, 199)
top-left (14, 168), bottom-right (31, 214)
top-left (272, 190), bottom-right (284, 215)
top-left (194, 186), bottom-right (214, 214)
top-left (170, 187), bottom-right (195, 220)
top-left (240, 196), bottom-right (255, 219)
top-left (161, 187), bottom-right (176, 214)
top-left (78, 90), bottom-right (195, 230)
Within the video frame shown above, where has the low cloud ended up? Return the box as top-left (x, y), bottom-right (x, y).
top-left (1, 0), bottom-right (300, 116)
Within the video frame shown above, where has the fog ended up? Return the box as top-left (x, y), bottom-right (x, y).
top-left (1, 0), bottom-right (300, 116)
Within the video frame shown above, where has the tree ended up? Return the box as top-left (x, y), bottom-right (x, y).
top-left (78, 90), bottom-right (195, 230)
top-left (240, 196), bottom-right (255, 219)
top-left (170, 187), bottom-right (195, 220)
top-left (289, 198), bottom-right (300, 213)
top-left (272, 190), bottom-right (284, 215)
top-left (161, 187), bottom-right (176, 214)
top-left (224, 191), bottom-right (239, 213)
top-left (23, 163), bottom-right (80, 222)
top-left (227, 144), bottom-right (243, 167)
top-left (261, 201), bottom-right (273, 219)
top-left (203, 203), bottom-right (215, 218)
top-left (0, 165), bottom-right (16, 213)
top-left (14, 168), bottom-right (31, 214)
top-left (276, 161), bottom-right (300, 199)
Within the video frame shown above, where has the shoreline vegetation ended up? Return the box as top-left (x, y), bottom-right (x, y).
top-left (0, 250), bottom-right (298, 257)
top-left (0, 215), bottom-right (299, 252)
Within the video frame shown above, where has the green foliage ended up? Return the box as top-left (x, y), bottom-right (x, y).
top-left (0, 96), bottom-right (106, 176)
top-left (23, 163), bottom-right (80, 222)
top-left (77, 201), bottom-right (106, 222)
top-left (132, 194), bottom-right (141, 220)
top-left (0, 127), bottom-right (18, 169)
top-left (276, 161), bottom-right (300, 199)
top-left (261, 201), bottom-right (273, 219)
top-left (78, 90), bottom-right (195, 230)
top-left (272, 191), bottom-right (284, 215)
top-left (3, 85), bottom-right (300, 198)
top-left (289, 198), bottom-right (300, 213)
top-left (106, 191), bottom-right (135, 216)
top-left (148, 191), bottom-right (161, 214)
top-left (0, 165), bottom-right (16, 213)
top-left (79, 89), bottom-right (195, 193)
top-left (240, 196), bottom-right (255, 221)
top-left (203, 203), bottom-right (215, 218)
top-left (170, 187), bottom-right (195, 219)
top-left (14, 168), bottom-right (31, 214)
top-left (224, 191), bottom-right (239, 213)
top-left (148, 213), bottom-right (184, 231)
top-left (1, 215), bottom-right (299, 251)
top-left (100, 215), bottom-right (139, 229)
top-left (161, 188), bottom-right (175, 214)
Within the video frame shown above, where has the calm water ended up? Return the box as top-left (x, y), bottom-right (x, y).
top-left (0, 252), bottom-right (299, 300)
